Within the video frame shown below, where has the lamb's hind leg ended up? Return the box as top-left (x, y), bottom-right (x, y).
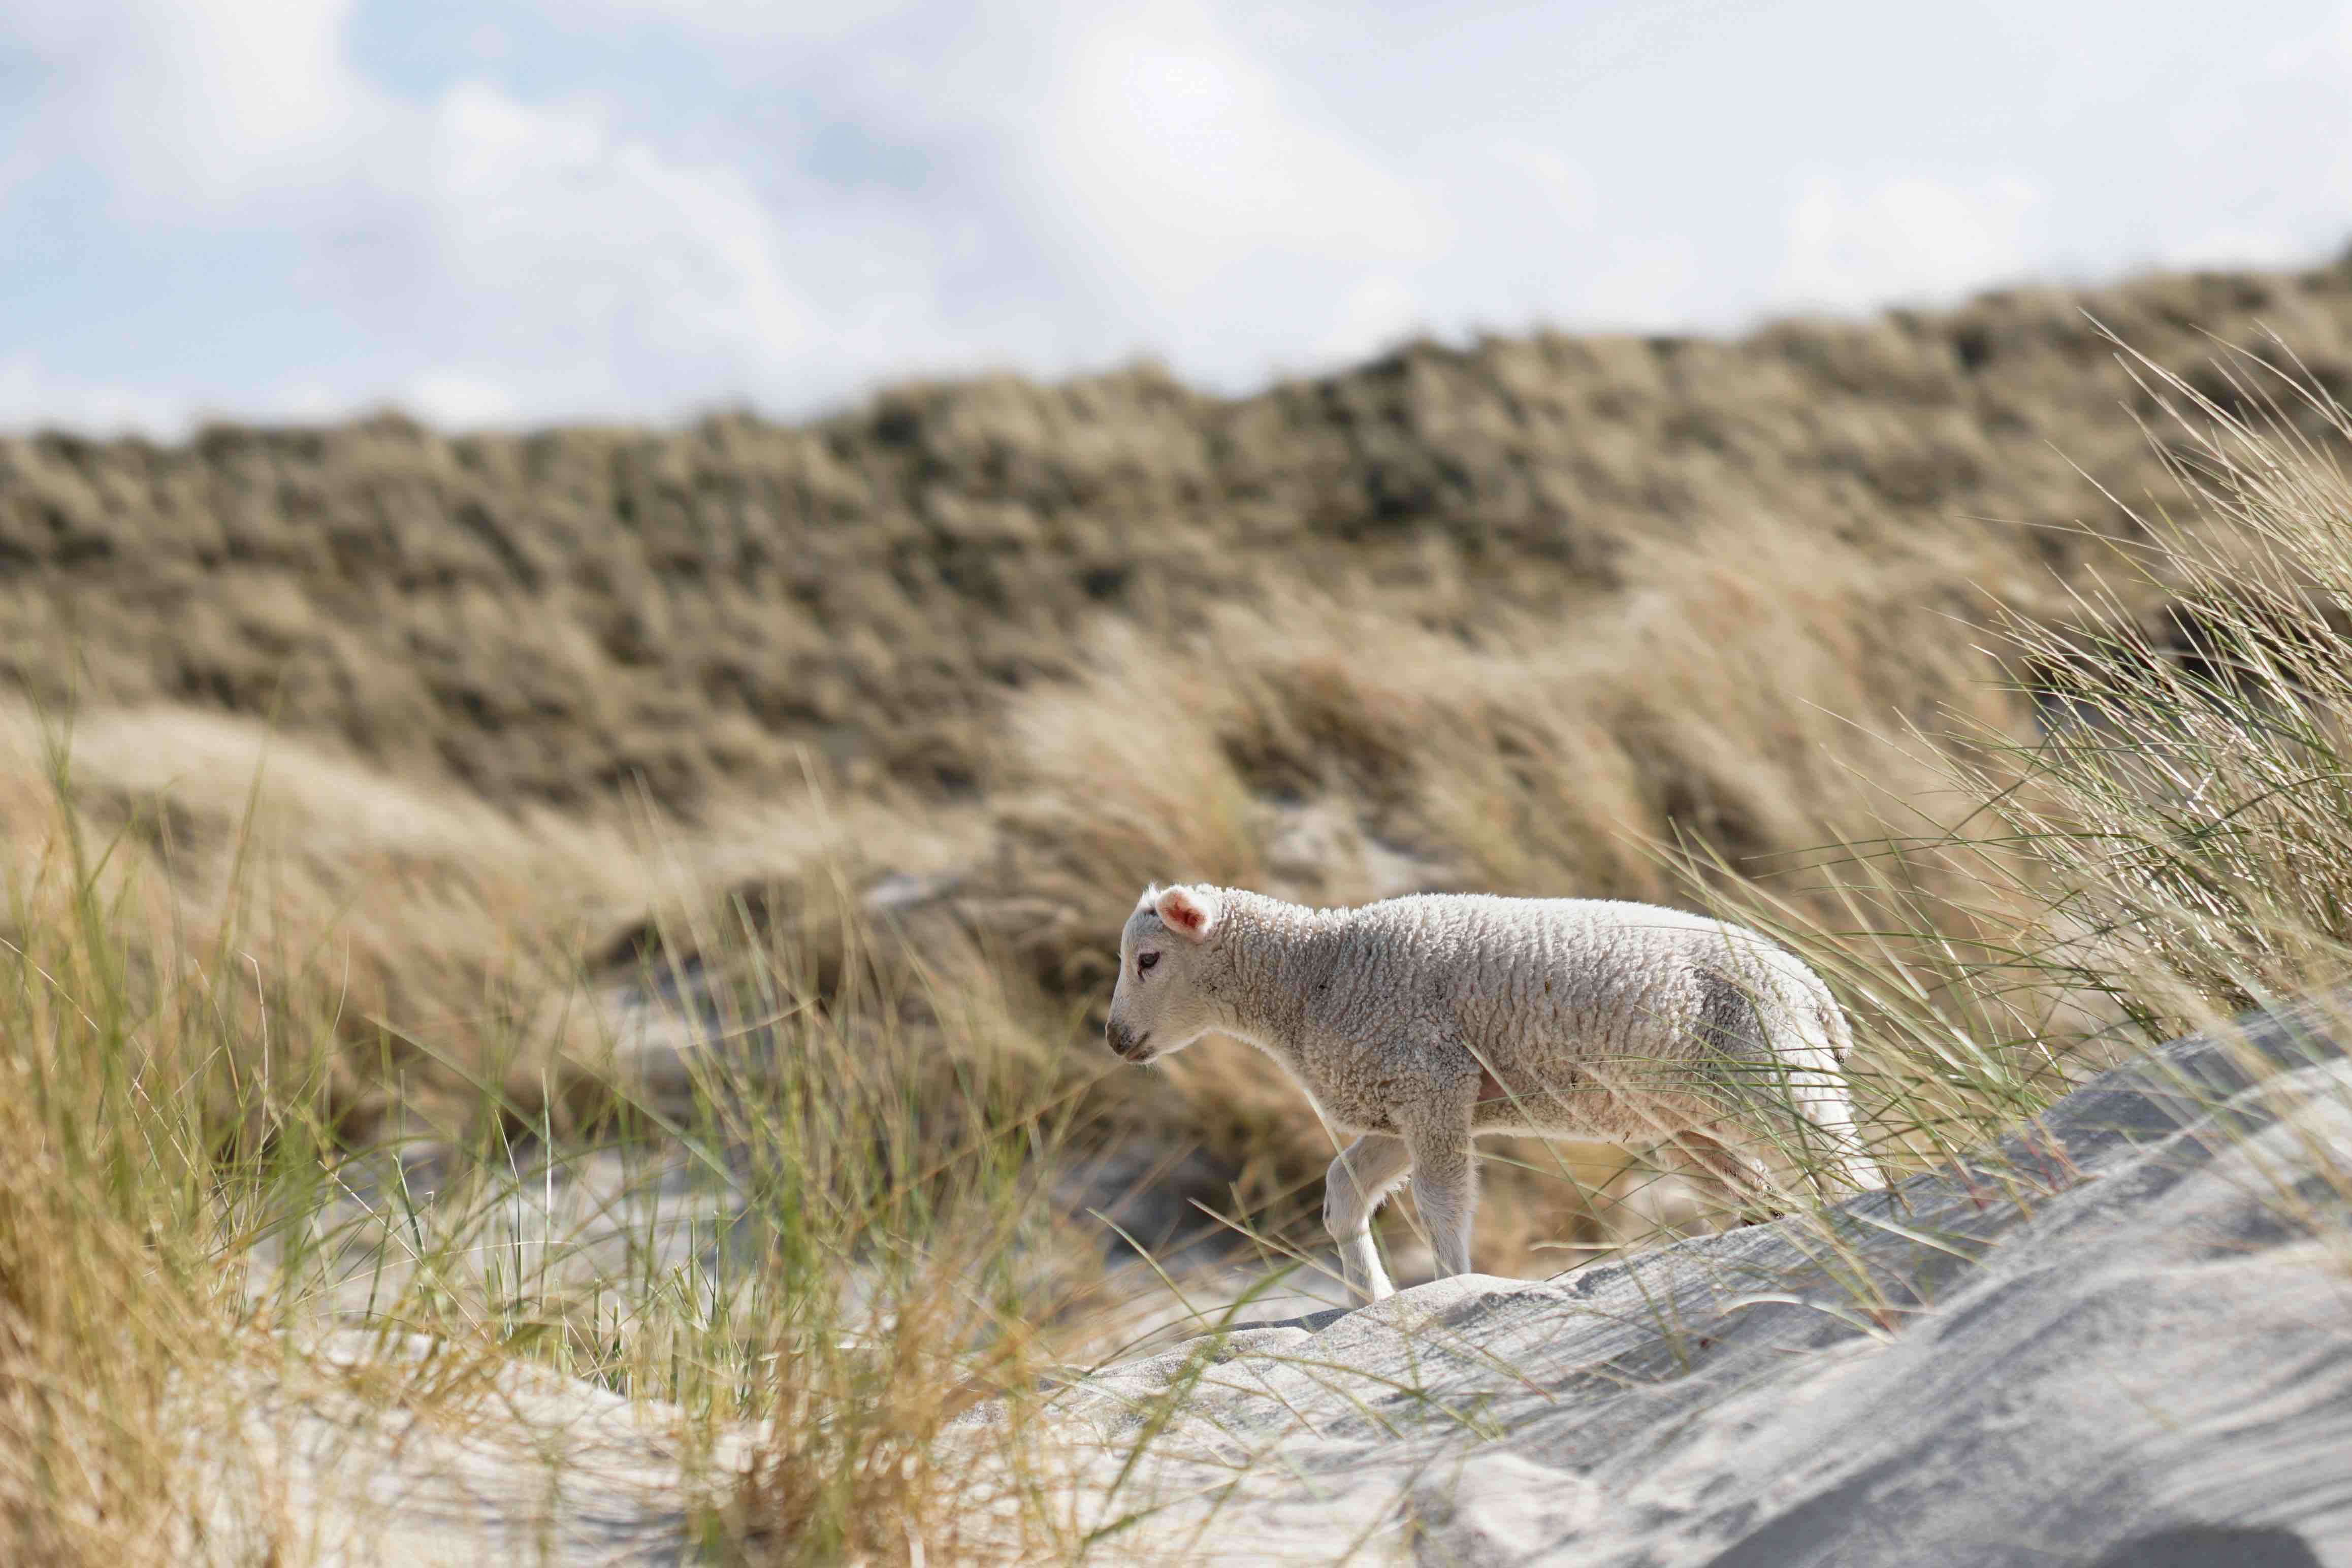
top-left (1681, 974), bottom-right (1882, 1221)
top-left (1788, 1075), bottom-right (1882, 1196)
top-left (1676, 1073), bottom-right (1880, 1229)
top-left (1325, 1134), bottom-right (1413, 1303)
top-left (1672, 1129), bottom-right (1784, 1231)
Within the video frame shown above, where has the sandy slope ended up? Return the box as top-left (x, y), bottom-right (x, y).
top-left (216, 1003), bottom-right (2352, 1565)
top-left (192, 1332), bottom-right (751, 1566)
top-left (1038, 1003), bottom-right (2352, 1565)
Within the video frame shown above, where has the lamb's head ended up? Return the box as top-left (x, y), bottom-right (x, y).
top-left (1106, 884), bottom-right (1225, 1065)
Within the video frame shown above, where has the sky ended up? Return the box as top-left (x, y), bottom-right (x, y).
top-left (6, 0), bottom-right (2352, 434)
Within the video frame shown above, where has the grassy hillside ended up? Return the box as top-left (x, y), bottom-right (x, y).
top-left (10, 265), bottom-right (2349, 819)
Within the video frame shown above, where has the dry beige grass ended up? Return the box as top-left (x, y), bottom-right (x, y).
top-left (0, 747), bottom-right (1100, 1564)
top-left (10, 265), bottom-right (2349, 821)
top-left (0, 700), bottom-right (648, 1139)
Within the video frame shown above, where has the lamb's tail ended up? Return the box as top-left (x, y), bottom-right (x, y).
top-left (1814, 991), bottom-right (1857, 1063)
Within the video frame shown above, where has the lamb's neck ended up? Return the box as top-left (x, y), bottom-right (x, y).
top-left (1207, 891), bottom-right (1337, 1060)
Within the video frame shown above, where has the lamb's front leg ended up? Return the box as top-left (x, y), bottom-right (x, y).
top-left (1402, 1108), bottom-right (1478, 1279)
top-left (1324, 1133), bottom-right (1412, 1303)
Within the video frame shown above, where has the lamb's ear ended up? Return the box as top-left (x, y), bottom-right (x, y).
top-left (1155, 886), bottom-right (1219, 942)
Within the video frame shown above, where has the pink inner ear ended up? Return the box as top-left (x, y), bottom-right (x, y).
top-left (1160, 892), bottom-right (1203, 933)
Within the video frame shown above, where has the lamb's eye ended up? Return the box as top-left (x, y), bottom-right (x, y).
top-left (1137, 951), bottom-right (1161, 975)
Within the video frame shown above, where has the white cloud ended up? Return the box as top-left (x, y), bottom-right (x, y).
top-left (0, 354), bottom-right (191, 436)
top-left (2152, 6), bottom-right (2352, 264)
top-left (1312, 274), bottom-right (1421, 364)
top-left (1042, 0), bottom-right (1452, 302)
top-left (66, 0), bottom-right (376, 208)
top-left (268, 383), bottom-right (351, 421)
top-left (0, 150), bottom-right (40, 207)
top-left (2161, 227), bottom-right (2311, 271)
top-left (1580, 235), bottom-right (1703, 329)
top-left (1772, 172), bottom-right (2044, 312)
top-left (545, 0), bottom-right (925, 41)
top-left (1491, 139), bottom-right (1597, 230)
top-left (2267, 3), bottom-right (2352, 79)
top-left (2, 1), bottom-right (820, 418)
top-left (418, 82), bottom-right (811, 380)
top-left (401, 371), bottom-right (523, 428)
top-left (158, 0), bottom-right (357, 153)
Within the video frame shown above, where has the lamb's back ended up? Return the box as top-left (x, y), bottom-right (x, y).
top-left (1327, 894), bottom-right (1812, 1051)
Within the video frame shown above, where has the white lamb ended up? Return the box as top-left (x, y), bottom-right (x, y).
top-left (1106, 883), bottom-right (1882, 1302)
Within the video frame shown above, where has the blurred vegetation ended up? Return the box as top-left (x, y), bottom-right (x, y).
top-left (11, 265), bottom-right (2351, 816)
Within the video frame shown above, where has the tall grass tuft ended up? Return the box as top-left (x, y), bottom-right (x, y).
top-left (1957, 333), bottom-right (2352, 1035)
top-left (0, 720), bottom-right (1110, 1563)
top-left (1, 724), bottom-right (250, 1561)
top-left (1688, 330), bottom-right (2352, 1211)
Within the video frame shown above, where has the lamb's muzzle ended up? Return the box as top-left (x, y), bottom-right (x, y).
top-left (1105, 1018), bottom-right (1153, 1062)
